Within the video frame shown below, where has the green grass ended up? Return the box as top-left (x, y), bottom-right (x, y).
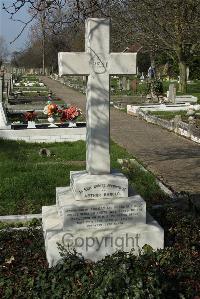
top-left (14, 86), bottom-right (49, 91)
top-left (110, 78), bottom-right (200, 101)
top-left (14, 91), bottom-right (50, 96)
top-left (21, 75), bottom-right (39, 80)
top-left (0, 139), bottom-right (167, 215)
top-left (149, 110), bottom-right (200, 126)
top-left (149, 110), bottom-right (187, 120)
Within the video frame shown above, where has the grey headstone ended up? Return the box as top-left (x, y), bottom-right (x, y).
top-left (168, 84), bottom-right (176, 103)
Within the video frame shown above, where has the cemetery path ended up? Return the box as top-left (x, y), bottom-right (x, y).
top-left (42, 77), bottom-right (200, 194)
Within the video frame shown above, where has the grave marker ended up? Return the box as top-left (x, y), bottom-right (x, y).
top-left (59, 18), bottom-right (136, 175)
top-left (122, 76), bottom-right (127, 90)
top-left (168, 83), bottom-right (176, 103)
top-left (0, 77), bottom-right (10, 129)
top-left (42, 18), bottom-right (164, 267)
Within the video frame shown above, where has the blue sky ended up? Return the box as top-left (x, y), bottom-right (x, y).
top-left (0, 0), bottom-right (31, 54)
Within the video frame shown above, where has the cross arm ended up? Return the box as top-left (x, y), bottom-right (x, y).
top-left (109, 53), bottom-right (137, 75)
top-left (58, 53), bottom-right (90, 76)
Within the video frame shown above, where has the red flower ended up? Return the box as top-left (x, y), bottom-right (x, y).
top-left (24, 111), bottom-right (37, 121)
top-left (60, 106), bottom-right (82, 122)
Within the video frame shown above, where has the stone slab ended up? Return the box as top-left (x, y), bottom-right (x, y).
top-left (175, 95), bottom-right (197, 104)
top-left (70, 170), bottom-right (128, 200)
top-left (56, 186), bottom-right (72, 216)
top-left (0, 102), bottom-right (10, 129)
top-left (0, 213), bottom-right (42, 222)
top-left (0, 127), bottom-right (86, 143)
top-left (43, 212), bottom-right (164, 267)
top-left (127, 103), bottom-right (200, 115)
top-left (56, 186), bottom-right (146, 229)
top-left (42, 205), bottom-right (63, 241)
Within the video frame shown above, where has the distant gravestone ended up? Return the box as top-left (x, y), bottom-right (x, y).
top-left (118, 78), bottom-right (122, 90)
top-left (127, 79), bottom-right (130, 91)
top-left (42, 18), bottom-right (164, 267)
top-left (186, 67), bottom-right (189, 81)
top-left (10, 74), bottom-right (14, 90)
top-left (122, 76), bottom-right (127, 90)
top-left (168, 83), bottom-right (176, 103)
top-left (0, 77), bottom-right (10, 129)
top-left (131, 79), bottom-right (137, 92)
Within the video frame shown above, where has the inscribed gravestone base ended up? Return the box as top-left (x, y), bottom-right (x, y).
top-left (42, 18), bottom-right (164, 267)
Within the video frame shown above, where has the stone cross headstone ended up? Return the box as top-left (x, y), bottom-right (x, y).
top-left (42, 18), bottom-right (164, 267)
top-left (59, 18), bottom-right (136, 175)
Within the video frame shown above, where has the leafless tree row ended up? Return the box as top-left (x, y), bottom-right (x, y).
top-left (3, 0), bottom-right (200, 91)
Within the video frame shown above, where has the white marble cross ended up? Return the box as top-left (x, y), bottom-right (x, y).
top-left (58, 18), bottom-right (137, 175)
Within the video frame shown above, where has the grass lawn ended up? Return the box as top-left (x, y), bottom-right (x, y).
top-left (13, 91), bottom-right (50, 95)
top-left (149, 110), bottom-right (200, 126)
top-left (149, 110), bottom-right (187, 120)
top-left (111, 78), bottom-right (200, 102)
top-left (13, 86), bottom-right (49, 91)
top-left (0, 139), bottom-right (167, 215)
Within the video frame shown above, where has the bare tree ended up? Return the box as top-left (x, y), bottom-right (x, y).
top-left (3, 0), bottom-right (111, 37)
top-left (112, 0), bottom-right (200, 92)
top-left (3, 0), bottom-right (112, 72)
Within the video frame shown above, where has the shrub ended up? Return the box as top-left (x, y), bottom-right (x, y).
top-left (0, 203), bottom-right (199, 299)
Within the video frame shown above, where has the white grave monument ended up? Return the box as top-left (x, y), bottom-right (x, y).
top-left (167, 83), bottom-right (176, 103)
top-left (42, 18), bottom-right (164, 267)
top-left (0, 77), bottom-right (10, 129)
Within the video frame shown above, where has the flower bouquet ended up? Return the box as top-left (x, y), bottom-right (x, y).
top-left (60, 106), bottom-right (82, 127)
top-left (43, 102), bottom-right (59, 127)
top-left (24, 111), bottom-right (37, 129)
top-left (24, 111), bottom-right (37, 121)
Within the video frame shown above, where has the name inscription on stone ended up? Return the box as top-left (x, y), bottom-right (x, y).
top-left (78, 183), bottom-right (127, 199)
top-left (63, 199), bottom-right (145, 229)
top-left (89, 54), bottom-right (108, 74)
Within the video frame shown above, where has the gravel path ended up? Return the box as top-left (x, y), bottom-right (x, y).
top-left (41, 76), bottom-right (200, 194)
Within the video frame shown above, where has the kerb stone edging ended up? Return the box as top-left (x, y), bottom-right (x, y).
top-left (133, 108), bottom-right (200, 144)
top-left (0, 126), bottom-right (86, 143)
top-left (0, 213), bottom-right (42, 222)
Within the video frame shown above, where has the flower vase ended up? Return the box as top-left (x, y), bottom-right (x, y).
top-left (68, 120), bottom-right (77, 128)
top-left (27, 121), bottom-right (36, 129)
top-left (48, 116), bottom-right (58, 128)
